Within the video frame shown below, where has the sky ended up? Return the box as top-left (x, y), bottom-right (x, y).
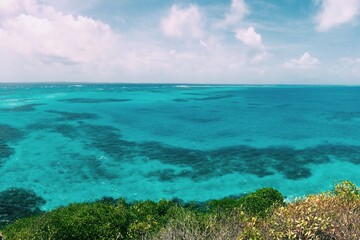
top-left (0, 0), bottom-right (359, 84)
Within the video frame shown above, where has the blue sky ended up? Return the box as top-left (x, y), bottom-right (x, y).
top-left (0, 0), bottom-right (359, 84)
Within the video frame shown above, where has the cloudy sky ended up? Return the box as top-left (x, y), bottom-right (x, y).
top-left (0, 0), bottom-right (359, 84)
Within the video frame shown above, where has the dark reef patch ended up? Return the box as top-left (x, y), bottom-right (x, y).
top-left (141, 142), bottom-right (360, 182)
top-left (58, 98), bottom-right (130, 103)
top-left (173, 98), bottom-right (188, 102)
top-left (140, 142), bottom-right (207, 167)
top-left (326, 111), bottom-right (360, 121)
top-left (46, 110), bottom-right (99, 121)
top-left (147, 169), bottom-right (193, 182)
top-left (0, 103), bottom-right (45, 112)
top-left (22, 119), bottom-right (360, 183)
top-left (0, 124), bottom-right (24, 160)
top-left (52, 124), bottom-right (79, 139)
top-left (26, 122), bottom-right (51, 131)
top-left (0, 124), bottom-right (24, 142)
top-left (0, 188), bottom-right (45, 228)
top-left (79, 123), bottom-right (136, 160)
top-left (0, 143), bottom-right (14, 159)
top-left (48, 122), bottom-right (360, 182)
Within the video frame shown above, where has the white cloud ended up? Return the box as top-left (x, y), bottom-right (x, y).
top-left (315, 0), bottom-right (360, 31)
top-left (284, 52), bottom-right (321, 69)
top-left (161, 5), bottom-right (203, 39)
top-left (0, 0), bottom-right (255, 83)
top-left (216, 0), bottom-right (249, 28)
top-left (235, 26), bottom-right (263, 48)
top-left (0, 0), bottom-right (275, 83)
top-left (0, 0), bottom-right (38, 19)
top-left (234, 27), bottom-right (267, 64)
top-left (0, 0), bottom-right (128, 83)
top-left (0, 1), bottom-right (121, 66)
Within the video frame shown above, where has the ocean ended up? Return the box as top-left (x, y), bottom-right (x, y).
top-left (1, 83), bottom-right (360, 210)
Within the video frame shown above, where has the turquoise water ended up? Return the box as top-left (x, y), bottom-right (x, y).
top-left (1, 84), bottom-right (360, 210)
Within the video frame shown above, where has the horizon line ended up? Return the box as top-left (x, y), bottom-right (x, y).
top-left (1, 82), bottom-right (360, 87)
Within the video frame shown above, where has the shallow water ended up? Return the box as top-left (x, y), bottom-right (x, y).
top-left (1, 84), bottom-right (360, 210)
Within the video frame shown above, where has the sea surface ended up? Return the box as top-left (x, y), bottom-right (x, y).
top-left (1, 84), bottom-right (360, 210)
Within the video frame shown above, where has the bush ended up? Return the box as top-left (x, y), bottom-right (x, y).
top-left (1, 198), bottom-right (179, 240)
top-left (259, 181), bottom-right (360, 239)
top-left (207, 188), bottom-right (283, 217)
top-left (207, 197), bottom-right (241, 213)
top-left (126, 199), bottom-right (178, 239)
top-left (156, 206), bottom-right (250, 240)
top-left (4, 182), bottom-right (360, 240)
top-left (333, 180), bottom-right (359, 201)
top-left (2, 200), bottom-right (129, 240)
top-left (240, 188), bottom-right (284, 217)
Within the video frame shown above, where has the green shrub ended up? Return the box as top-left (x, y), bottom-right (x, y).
top-left (2, 200), bottom-right (129, 240)
top-left (126, 199), bottom-right (178, 239)
top-left (1, 198), bottom-right (179, 240)
top-left (207, 197), bottom-right (241, 213)
top-left (6, 183), bottom-right (360, 240)
top-left (240, 188), bottom-right (284, 217)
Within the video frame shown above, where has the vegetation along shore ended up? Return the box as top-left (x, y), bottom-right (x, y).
top-left (0, 180), bottom-right (359, 239)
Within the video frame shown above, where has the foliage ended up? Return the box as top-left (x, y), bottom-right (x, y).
top-left (126, 199), bottom-right (178, 239)
top-left (156, 206), bottom-right (249, 240)
top-left (333, 180), bottom-right (359, 201)
top-left (207, 197), bottom-right (241, 213)
top-left (206, 187), bottom-right (284, 217)
top-left (239, 187), bottom-right (284, 217)
top-left (2, 182), bottom-right (360, 240)
top-left (1, 198), bottom-right (179, 240)
top-left (2, 200), bottom-right (128, 240)
top-left (259, 180), bottom-right (360, 239)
